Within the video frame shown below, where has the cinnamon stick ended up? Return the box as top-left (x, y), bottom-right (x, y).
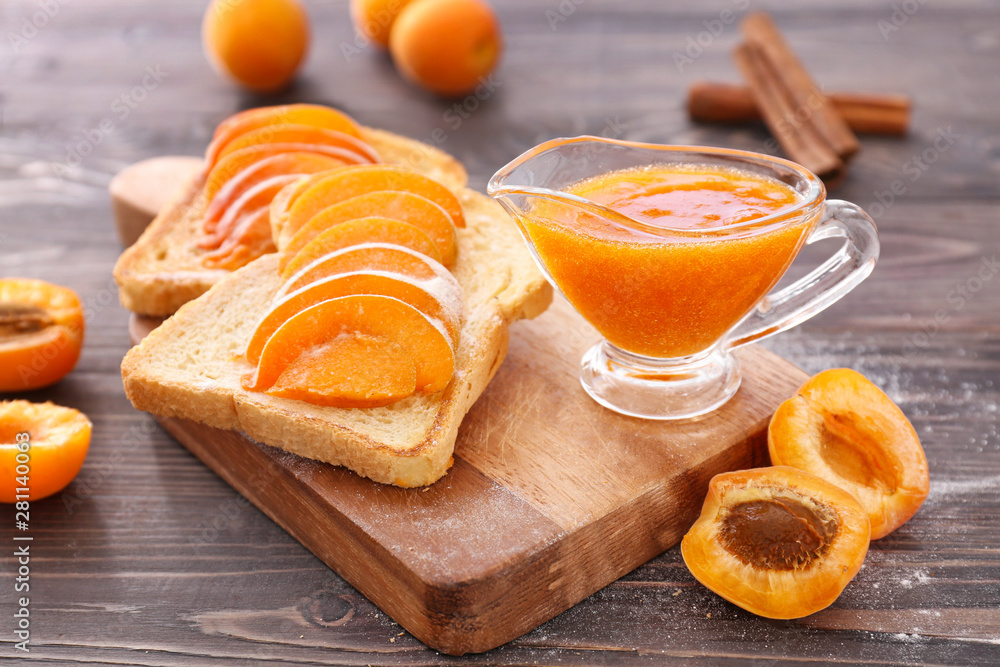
top-left (687, 82), bottom-right (911, 136)
top-left (741, 12), bottom-right (860, 161)
top-left (733, 42), bottom-right (844, 182)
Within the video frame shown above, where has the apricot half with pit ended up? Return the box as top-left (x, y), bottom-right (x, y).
top-left (681, 466), bottom-right (870, 619)
top-left (769, 368), bottom-right (930, 540)
top-left (0, 279), bottom-right (84, 392)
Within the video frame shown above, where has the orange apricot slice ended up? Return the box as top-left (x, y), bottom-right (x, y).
top-left (205, 144), bottom-right (350, 204)
top-left (281, 190), bottom-right (457, 267)
top-left (282, 165), bottom-right (466, 239)
top-left (204, 151), bottom-right (347, 229)
top-left (0, 279), bottom-right (84, 392)
top-left (245, 294), bottom-right (454, 395)
top-left (246, 269), bottom-right (462, 364)
top-left (768, 368), bottom-right (930, 540)
top-left (202, 208), bottom-right (275, 270)
top-left (279, 243), bottom-right (447, 294)
top-left (681, 466), bottom-right (870, 619)
top-left (0, 400), bottom-right (91, 502)
top-left (268, 173), bottom-right (327, 239)
top-left (281, 217), bottom-right (442, 278)
top-left (207, 104), bottom-right (362, 165)
top-left (200, 174), bottom-right (298, 250)
top-left (214, 123), bottom-right (380, 166)
top-left (268, 333), bottom-right (416, 408)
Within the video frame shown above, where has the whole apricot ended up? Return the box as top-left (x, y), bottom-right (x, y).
top-left (203, 0), bottom-right (310, 93)
top-left (350, 0), bottom-right (417, 48)
top-left (769, 368), bottom-right (930, 540)
top-left (0, 400), bottom-right (91, 503)
top-left (681, 466), bottom-right (870, 619)
top-left (389, 0), bottom-right (502, 97)
top-left (0, 279), bottom-right (84, 392)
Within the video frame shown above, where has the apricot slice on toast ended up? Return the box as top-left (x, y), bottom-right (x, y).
top-left (202, 208), bottom-right (275, 270)
top-left (214, 123), bottom-right (380, 166)
top-left (768, 368), bottom-right (930, 540)
top-left (207, 104), bottom-right (362, 167)
top-left (681, 466), bottom-right (870, 619)
top-left (282, 217), bottom-right (442, 278)
top-left (0, 400), bottom-right (91, 502)
top-left (246, 269), bottom-right (462, 364)
top-left (269, 174), bottom-right (328, 239)
top-left (280, 190), bottom-right (457, 267)
top-left (244, 294), bottom-right (454, 396)
top-left (205, 145), bottom-right (349, 203)
top-left (0, 279), bottom-right (84, 392)
top-left (279, 243), bottom-right (447, 293)
top-left (200, 174), bottom-right (298, 250)
top-left (204, 152), bottom-right (347, 229)
top-left (267, 333), bottom-right (417, 408)
top-left (281, 165), bottom-right (466, 239)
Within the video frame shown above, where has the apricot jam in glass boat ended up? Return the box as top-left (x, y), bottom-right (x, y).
top-left (489, 138), bottom-right (879, 420)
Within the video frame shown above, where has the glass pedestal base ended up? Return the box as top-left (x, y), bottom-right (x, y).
top-left (579, 341), bottom-right (741, 420)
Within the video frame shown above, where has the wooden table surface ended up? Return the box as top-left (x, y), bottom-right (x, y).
top-left (2, 0), bottom-right (998, 664)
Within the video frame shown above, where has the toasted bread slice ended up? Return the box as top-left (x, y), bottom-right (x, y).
top-left (114, 127), bottom-right (468, 316)
top-left (121, 189), bottom-right (553, 487)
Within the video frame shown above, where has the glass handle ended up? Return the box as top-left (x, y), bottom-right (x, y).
top-left (724, 200), bottom-right (880, 350)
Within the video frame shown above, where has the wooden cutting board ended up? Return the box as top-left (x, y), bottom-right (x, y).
top-left (119, 157), bottom-right (808, 655)
top-left (130, 305), bottom-right (806, 655)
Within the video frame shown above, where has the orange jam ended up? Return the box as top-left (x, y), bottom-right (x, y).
top-left (521, 164), bottom-right (815, 358)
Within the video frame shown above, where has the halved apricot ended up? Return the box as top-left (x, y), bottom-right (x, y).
top-left (768, 369), bottom-right (930, 540)
top-left (246, 269), bottom-right (462, 364)
top-left (205, 145), bottom-right (350, 204)
top-left (244, 294), bottom-right (454, 395)
top-left (202, 208), bottom-right (275, 270)
top-left (268, 333), bottom-right (417, 408)
top-left (214, 123), bottom-right (380, 166)
top-left (681, 466), bottom-right (870, 619)
top-left (0, 279), bottom-right (84, 392)
top-left (204, 152), bottom-right (347, 230)
top-left (282, 165), bottom-right (466, 240)
top-left (280, 190), bottom-right (457, 267)
top-left (0, 400), bottom-right (91, 502)
top-left (207, 104), bottom-right (362, 166)
top-left (278, 243), bottom-right (448, 295)
top-left (282, 217), bottom-right (442, 278)
top-left (200, 174), bottom-right (298, 250)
